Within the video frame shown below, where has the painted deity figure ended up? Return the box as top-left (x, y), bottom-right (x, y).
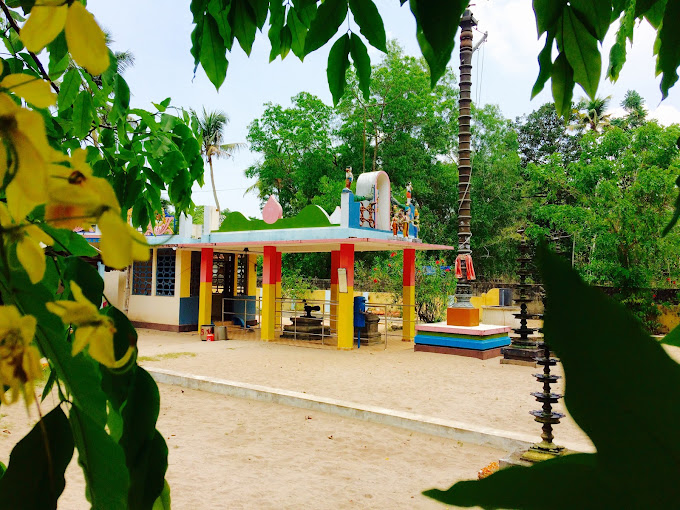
top-left (345, 166), bottom-right (353, 189)
top-left (412, 207), bottom-right (420, 229)
top-left (406, 181), bottom-right (413, 206)
top-left (391, 205), bottom-right (400, 235)
top-left (402, 206), bottom-right (411, 237)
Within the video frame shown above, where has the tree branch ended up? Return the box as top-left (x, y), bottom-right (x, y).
top-left (0, 0), bottom-right (60, 94)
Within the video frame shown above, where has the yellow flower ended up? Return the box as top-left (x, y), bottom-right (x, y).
top-left (0, 94), bottom-right (51, 220)
top-left (46, 282), bottom-right (133, 368)
top-left (98, 209), bottom-right (150, 269)
top-left (46, 150), bottom-right (150, 269)
top-left (0, 203), bottom-right (53, 284)
top-left (46, 149), bottom-right (119, 229)
top-left (0, 71), bottom-right (57, 109)
top-left (0, 305), bottom-right (42, 405)
top-left (20, 1), bottom-right (109, 76)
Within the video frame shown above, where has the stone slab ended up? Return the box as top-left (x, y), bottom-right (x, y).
top-left (417, 322), bottom-right (511, 336)
top-left (147, 368), bottom-right (540, 451)
top-left (414, 334), bottom-right (511, 350)
top-left (499, 359), bottom-right (537, 368)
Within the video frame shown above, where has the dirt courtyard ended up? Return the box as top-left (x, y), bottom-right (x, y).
top-left (3, 330), bottom-right (677, 508)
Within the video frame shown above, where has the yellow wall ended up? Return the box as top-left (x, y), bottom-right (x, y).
top-left (659, 305), bottom-right (680, 334)
top-left (470, 288), bottom-right (500, 309)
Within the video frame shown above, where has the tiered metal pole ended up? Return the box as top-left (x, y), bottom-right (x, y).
top-left (452, 9), bottom-right (477, 309)
top-left (501, 228), bottom-right (541, 363)
top-left (521, 233), bottom-right (565, 462)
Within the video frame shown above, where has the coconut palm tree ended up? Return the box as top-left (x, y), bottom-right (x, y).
top-left (621, 89), bottom-right (647, 128)
top-left (574, 95), bottom-right (612, 132)
top-left (195, 108), bottom-right (245, 213)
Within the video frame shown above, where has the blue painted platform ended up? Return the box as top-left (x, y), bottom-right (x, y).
top-left (414, 334), bottom-right (511, 351)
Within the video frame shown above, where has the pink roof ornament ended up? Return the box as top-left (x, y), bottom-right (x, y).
top-left (262, 195), bottom-right (283, 224)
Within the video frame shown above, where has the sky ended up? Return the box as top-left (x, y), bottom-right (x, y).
top-left (88, 0), bottom-right (680, 219)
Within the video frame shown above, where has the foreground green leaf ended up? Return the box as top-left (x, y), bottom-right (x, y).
top-left (425, 247), bottom-right (680, 508)
top-left (531, 33), bottom-right (554, 98)
top-left (662, 323), bottom-right (680, 347)
top-left (532, 0), bottom-right (566, 35)
top-left (350, 34), bottom-right (371, 100)
top-left (657, 0), bottom-right (680, 98)
top-left (120, 368), bottom-right (168, 510)
top-left (152, 481), bottom-right (172, 510)
top-left (327, 34), bottom-right (351, 106)
top-left (348, 0), bottom-right (387, 53)
top-left (551, 52), bottom-right (574, 116)
top-left (560, 6), bottom-right (601, 99)
top-left (0, 407), bottom-right (74, 510)
top-left (409, 0), bottom-right (468, 88)
top-left (303, 0), bottom-right (348, 56)
top-left (64, 256), bottom-right (103, 307)
top-left (6, 269), bottom-right (107, 426)
top-left (70, 407), bottom-right (130, 510)
top-left (200, 14), bottom-right (228, 90)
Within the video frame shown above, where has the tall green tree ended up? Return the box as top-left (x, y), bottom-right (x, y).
top-left (620, 89), bottom-right (648, 129)
top-left (196, 108), bottom-right (243, 212)
top-left (515, 103), bottom-right (582, 167)
top-left (246, 92), bottom-right (337, 215)
top-left (526, 122), bottom-right (680, 290)
top-left (470, 104), bottom-right (523, 278)
top-left (336, 42), bottom-right (459, 245)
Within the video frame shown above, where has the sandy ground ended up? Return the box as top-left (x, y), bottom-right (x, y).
top-left (0, 384), bottom-right (502, 509)
top-left (137, 329), bottom-right (601, 450)
top-left (3, 330), bottom-right (678, 508)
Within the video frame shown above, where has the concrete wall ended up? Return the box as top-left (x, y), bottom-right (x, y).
top-left (127, 248), bottom-right (183, 327)
top-left (103, 270), bottom-right (126, 309)
top-left (128, 295), bottom-right (180, 325)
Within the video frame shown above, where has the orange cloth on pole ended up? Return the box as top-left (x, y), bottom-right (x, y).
top-left (454, 254), bottom-right (476, 280)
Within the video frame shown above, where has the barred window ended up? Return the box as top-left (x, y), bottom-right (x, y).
top-left (189, 251), bottom-right (201, 297)
top-left (236, 254), bottom-right (248, 296)
top-left (156, 249), bottom-right (176, 296)
top-left (132, 252), bottom-right (152, 296)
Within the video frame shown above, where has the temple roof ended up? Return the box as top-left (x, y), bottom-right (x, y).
top-left (138, 225), bottom-right (454, 254)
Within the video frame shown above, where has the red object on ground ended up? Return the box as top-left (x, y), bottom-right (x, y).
top-left (206, 333), bottom-right (215, 342)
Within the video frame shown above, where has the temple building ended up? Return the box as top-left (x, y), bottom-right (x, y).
top-left (87, 171), bottom-right (454, 350)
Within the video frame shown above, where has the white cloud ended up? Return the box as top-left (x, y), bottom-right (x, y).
top-left (649, 104), bottom-right (680, 126)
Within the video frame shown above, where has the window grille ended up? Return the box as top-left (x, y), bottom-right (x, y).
top-left (236, 254), bottom-right (248, 296)
top-left (156, 249), bottom-right (176, 296)
top-left (213, 253), bottom-right (226, 294)
top-left (132, 252), bottom-right (152, 295)
top-left (212, 253), bottom-right (235, 296)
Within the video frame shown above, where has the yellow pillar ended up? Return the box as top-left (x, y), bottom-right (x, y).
top-left (179, 249), bottom-right (191, 298)
top-left (330, 250), bottom-right (339, 332)
top-left (261, 246), bottom-right (277, 341)
top-left (247, 254), bottom-right (258, 296)
top-left (198, 248), bottom-right (213, 328)
top-left (402, 249), bottom-right (416, 341)
top-left (337, 243), bottom-right (354, 350)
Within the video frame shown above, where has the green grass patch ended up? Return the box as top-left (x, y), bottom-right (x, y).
top-left (138, 352), bottom-right (197, 362)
